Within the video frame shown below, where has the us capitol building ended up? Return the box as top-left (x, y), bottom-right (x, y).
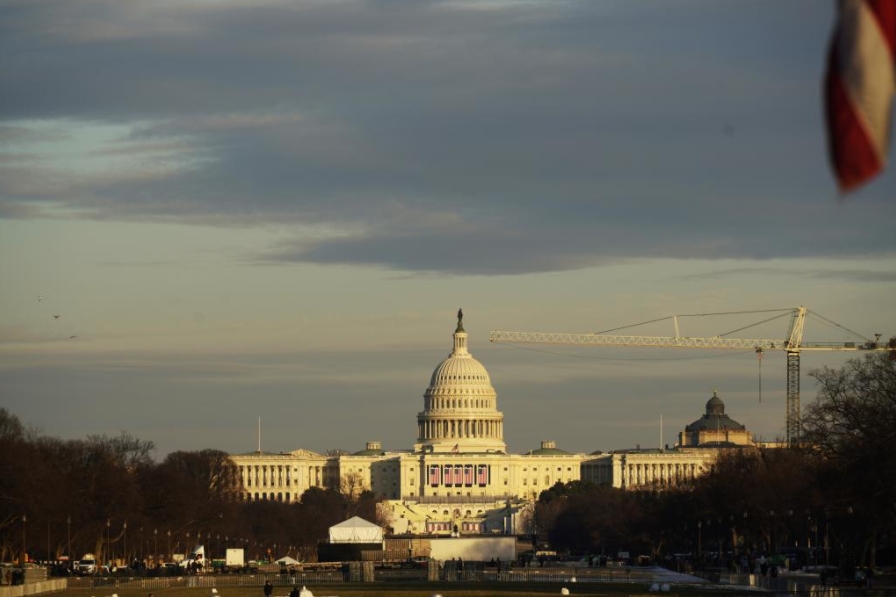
top-left (230, 310), bottom-right (759, 535)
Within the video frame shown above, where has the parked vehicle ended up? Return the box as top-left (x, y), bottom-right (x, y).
top-left (76, 554), bottom-right (97, 576)
top-left (179, 545), bottom-right (205, 572)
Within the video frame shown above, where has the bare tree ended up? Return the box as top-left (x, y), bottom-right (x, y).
top-left (803, 352), bottom-right (896, 566)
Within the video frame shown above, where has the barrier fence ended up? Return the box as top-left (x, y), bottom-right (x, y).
top-left (0, 579), bottom-right (66, 597)
top-left (59, 565), bottom-right (700, 589)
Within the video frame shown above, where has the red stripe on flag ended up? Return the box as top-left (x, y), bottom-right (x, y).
top-left (825, 48), bottom-right (884, 191)
top-left (824, 0), bottom-right (896, 193)
top-left (865, 0), bottom-right (896, 53)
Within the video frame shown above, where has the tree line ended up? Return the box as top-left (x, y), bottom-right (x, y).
top-left (0, 412), bottom-right (377, 565)
top-left (533, 353), bottom-right (896, 570)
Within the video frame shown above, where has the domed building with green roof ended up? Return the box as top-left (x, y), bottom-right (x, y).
top-left (677, 390), bottom-right (752, 447)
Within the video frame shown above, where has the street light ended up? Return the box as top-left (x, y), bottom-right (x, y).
top-left (67, 516), bottom-right (72, 561)
top-left (717, 517), bottom-right (722, 561)
top-left (154, 529), bottom-right (158, 566)
top-left (167, 530), bottom-right (171, 562)
top-left (787, 509), bottom-right (794, 548)
top-left (123, 522), bottom-right (127, 567)
top-left (824, 509), bottom-right (830, 566)
top-left (106, 519), bottom-right (111, 568)
top-left (697, 521), bottom-right (702, 563)
top-left (22, 514), bottom-right (27, 565)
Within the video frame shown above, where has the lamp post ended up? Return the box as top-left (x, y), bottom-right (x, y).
top-left (67, 516), bottom-right (72, 561)
top-left (824, 509), bottom-right (830, 566)
top-left (787, 509), bottom-right (793, 548)
top-left (123, 522), bottom-right (127, 567)
top-left (697, 521), bottom-right (702, 563)
top-left (167, 530), bottom-right (171, 563)
top-left (22, 514), bottom-right (27, 565)
top-left (154, 529), bottom-right (158, 566)
top-left (846, 506), bottom-right (854, 569)
top-left (106, 519), bottom-right (111, 569)
top-left (717, 517), bottom-right (723, 562)
top-left (805, 511), bottom-right (812, 551)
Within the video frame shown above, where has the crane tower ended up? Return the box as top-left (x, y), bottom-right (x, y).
top-left (490, 306), bottom-right (894, 446)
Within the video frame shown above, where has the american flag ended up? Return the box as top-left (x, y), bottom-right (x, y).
top-left (463, 464), bottom-right (474, 486)
top-left (477, 464), bottom-right (489, 486)
top-left (429, 465), bottom-right (441, 487)
top-left (825, 0), bottom-right (896, 192)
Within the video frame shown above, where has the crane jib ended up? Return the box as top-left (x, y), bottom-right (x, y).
top-left (489, 332), bottom-right (890, 352)
top-left (490, 306), bottom-right (894, 448)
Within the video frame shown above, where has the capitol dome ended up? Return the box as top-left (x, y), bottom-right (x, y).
top-left (415, 310), bottom-right (506, 454)
top-left (428, 352), bottom-right (491, 387)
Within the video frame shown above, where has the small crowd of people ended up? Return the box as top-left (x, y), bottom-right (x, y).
top-left (3, 568), bottom-right (26, 586)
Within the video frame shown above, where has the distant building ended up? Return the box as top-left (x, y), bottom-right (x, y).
top-left (678, 389), bottom-right (752, 447)
top-left (580, 390), bottom-right (759, 490)
top-left (230, 311), bottom-right (763, 533)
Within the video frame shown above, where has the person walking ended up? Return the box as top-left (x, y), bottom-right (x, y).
top-left (264, 580), bottom-right (273, 597)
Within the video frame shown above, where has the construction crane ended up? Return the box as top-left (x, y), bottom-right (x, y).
top-left (490, 306), bottom-right (894, 446)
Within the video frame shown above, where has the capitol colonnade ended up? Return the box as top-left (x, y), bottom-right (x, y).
top-left (417, 419), bottom-right (504, 441)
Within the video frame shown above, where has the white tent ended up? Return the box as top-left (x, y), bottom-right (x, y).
top-left (275, 556), bottom-right (300, 565)
top-left (328, 516), bottom-right (384, 544)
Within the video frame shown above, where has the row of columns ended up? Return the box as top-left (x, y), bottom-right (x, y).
top-left (241, 464), bottom-right (292, 489)
top-left (428, 396), bottom-right (493, 410)
top-left (419, 418), bottom-right (503, 440)
top-left (240, 464), bottom-right (328, 490)
top-left (622, 462), bottom-right (699, 487)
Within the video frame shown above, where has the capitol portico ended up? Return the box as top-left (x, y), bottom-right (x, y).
top-left (230, 310), bottom-right (761, 535)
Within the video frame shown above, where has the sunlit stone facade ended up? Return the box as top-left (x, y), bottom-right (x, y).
top-left (581, 448), bottom-right (718, 489)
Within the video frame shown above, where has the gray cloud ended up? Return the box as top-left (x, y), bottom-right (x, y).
top-left (1, 0), bottom-right (894, 274)
top-left (683, 266), bottom-right (896, 284)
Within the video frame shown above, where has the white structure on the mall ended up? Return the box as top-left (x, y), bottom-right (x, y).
top-left (328, 516), bottom-right (384, 544)
top-left (230, 310), bottom-right (757, 535)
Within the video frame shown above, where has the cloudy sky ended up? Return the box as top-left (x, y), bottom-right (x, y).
top-left (1, 0), bottom-right (894, 460)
